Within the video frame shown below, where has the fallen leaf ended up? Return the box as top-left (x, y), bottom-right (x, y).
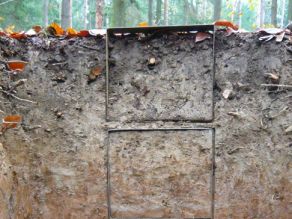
top-left (25, 29), bottom-right (37, 36)
top-left (32, 25), bottom-right (42, 33)
top-left (259, 35), bottom-right (274, 42)
top-left (67, 27), bottom-right (78, 37)
top-left (138, 22), bottom-right (148, 27)
top-left (285, 125), bottom-right (292, 134)
top-left (226, 27), bottom-right (237, 37)
top-left (10, 32), bottom-right (26, 40)
top-left (6, 60), bottom-right (28, 71)
top-left (78, 30), bottom-right (90, 37)
top-left (222, 89), bottom-right (233, 99)
top-left (47, 22), bottom-right (65, 36)
top-left (88, 66), bottom-right (102, 82)
top-left (89, 29), bottom-right (106, 36)
top-left (214, 20), bottom-right (239, 30)
top-left (195, 32), bottom-right (211, 43)
top-left (0, 31), bottom-right (7, 37)
top-left (2, 115), bottom-right (22, 129)
top-left (275, 32), bottom-right (285, 42)
top-left (258, 28), bottom-right (284, 35)
top-left (264, 73), bottom-right (279, 82)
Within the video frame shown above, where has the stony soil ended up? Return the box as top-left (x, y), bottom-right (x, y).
top-left (0, 31), bottom-right (291, 219)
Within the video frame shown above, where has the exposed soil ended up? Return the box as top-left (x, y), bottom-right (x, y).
top-left (0, 31), bottom-right (291, 219)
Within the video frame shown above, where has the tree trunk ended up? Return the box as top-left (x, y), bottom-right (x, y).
top-left (96, 0), bottom-right (103, 28)
top-left (61, 0), bottom-right (72, 29)
top-left (258, 0), bottom-right (265, 27)
top-left (281, 0), bottom-right (286, 27)
top-left (43, 0), bottom-right (49, 27)
top-left (148, 0), bottom-right (153, 25)
top-left (183, 0), bottom-right (188, 24)
top-left (156, 0), bottom-right (162, 25)
top-left (84, 0), bottom-right (88, 29)
top-left (164, 0), bottom-right (168, 25)
top-left (213, 0), bottom-right (222, 21)
top-left (288, 0), bottom-right (292, 22)
top-left (112, 0), bottom-right (125, 27)
top-left (271, 0), bottom-right (277, 26)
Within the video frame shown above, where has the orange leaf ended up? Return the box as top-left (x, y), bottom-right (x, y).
top-left (10, 32), bottom-right (27, 40)
top-left (214, 20), bottom-right (239, 31)
top-left (0, 31), bottom-right (7, 37)
top-left (88, 66), bottom-right (102, 81)
top-left (6, 60), bottom-right (28, 71)
top-left (138, 22), bottom-right (148, 27)
top-left (33, 25), bottom-right (42, 33)
top-left (48, 22), bottom-right (65, 36)
top-left (77, 30), bottom-right (90, 37)
top-left (67, 27), bottom-right (78, 37)
top-left (195, 32), bottom-right (211, 43)
top-left (2, 115), bottom-right (22, 129)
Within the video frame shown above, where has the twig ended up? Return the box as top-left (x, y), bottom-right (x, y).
top-left (0, 0), bottom-right (15, 6)
top-left (77, 45), bottom-right (99, 51)
top-left (0, 88), bottom-right (37, 104)
top-left (51, 61), bottom-right (67, 66)
top-left (261, 84), bottom-right (292, 90)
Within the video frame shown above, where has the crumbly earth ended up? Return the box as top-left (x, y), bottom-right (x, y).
top-left (108, 33), bottom-right (213, 122)
top-left (0, 31), bottom-right (291, 219)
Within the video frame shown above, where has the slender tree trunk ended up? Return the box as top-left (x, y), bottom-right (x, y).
top-left (112, 0), bottom-right (125, 27)
top-left (213, 0), bottom-right (222, 21)
top-left (203, 0), bottom-right (207, 21)
top-left (96, 0), bottom-right (103, 28)
top-left (281, 0), bottom-right (286, 27)
top-left (288, 0), bottom-right (292, 22)
top-left (258, 0), bottom-right (265, 27)
top-left (183, 0), bottom-right (188, 24)
top-left (195, 0), bottom-right (199, 19)
top-left (271, 0), bottom-right (277, 26)
top-left (148, 0), bottom-right (153, 25)
top-left (43, 0), bottom-right (49, 27)
top-left (164, 0), bottom-right (168, 25)
top-left (61, 0), bottom-right (72, 29)
top-left (156, 0), bottom-right (162, 25)
top-left (84, 0), bottom-right (88, 29)
top-left (236, 0), bottom-right (242, 27)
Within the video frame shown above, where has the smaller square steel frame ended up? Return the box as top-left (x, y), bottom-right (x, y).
top-left (106, 128), bottom-right (216, 219)
top-left (106, 25), bottom-right (216, 123)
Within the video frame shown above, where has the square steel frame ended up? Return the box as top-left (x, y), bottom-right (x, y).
top-left (106, 128), bottom-right (216, 219)
top-left (105, 25), bottom-right (216, 123)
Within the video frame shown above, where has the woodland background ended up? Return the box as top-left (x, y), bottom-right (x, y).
top-left (0, 0), bottom-right (291, 32)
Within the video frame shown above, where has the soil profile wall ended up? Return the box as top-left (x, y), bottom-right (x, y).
top-left (0, 32), bottom-right (291, 219)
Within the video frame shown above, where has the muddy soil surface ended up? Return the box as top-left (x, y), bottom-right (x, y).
top-left (0, 31), bottom-right (291, 219)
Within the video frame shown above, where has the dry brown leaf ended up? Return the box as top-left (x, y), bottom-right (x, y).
top-left (88, 66), bottom-right (102, 82)
top-left (214, 20), bottom-right (239, 30)
top-left (6, 60), bottom-right (28, 71)
top-left (2, 115), bottom-right (22, 129)
top-left (275, 32), bottom-right (285, 42)
top-left (67, 27), bottom-right (78, 37)
top-left (0, 31), bottom-right (7, 36)
top-left (78, 30), bottom-right (90, 37)
top-left (258, 28), bottom-right (284, 35)
top-left (48, 22), bottom-right (65, 36)
top-left (33, 25), bottom-right (42, 33)
top-left (10, 32), bottom-right (27, 40)
top-left (195, 32), bottom-right (211, 43)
